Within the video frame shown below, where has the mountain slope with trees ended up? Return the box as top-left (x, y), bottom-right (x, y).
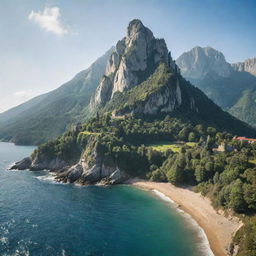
top-left (0, 48), bottom-right (113, 145)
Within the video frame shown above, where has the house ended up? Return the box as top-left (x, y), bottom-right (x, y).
top-left (213, 141), bottom-right (234, 153)
top-left (234, 136), bottom-right (256, 143)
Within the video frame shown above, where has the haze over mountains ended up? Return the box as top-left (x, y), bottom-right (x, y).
top-left (0, 21), bottom-right (255, 145)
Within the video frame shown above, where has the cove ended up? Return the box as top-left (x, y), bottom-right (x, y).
top-left (0, 142), bottom-right (204, 256)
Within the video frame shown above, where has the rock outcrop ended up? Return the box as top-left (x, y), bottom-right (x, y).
top-left (10, 157), bottom-right (32, 170)
top-left (91, 19), bottom-right (177, 108)
top-left (232, 58), bottom-right (256, 76)
top-left (10, 151), bottom-right (129, 185)
top-left (10, 155), bottom-right (68, 171)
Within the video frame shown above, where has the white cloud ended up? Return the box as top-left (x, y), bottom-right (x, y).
top-left (14, 91), bottom-right (33, 100)
top-left (28, 7), bottom-right (68, 36)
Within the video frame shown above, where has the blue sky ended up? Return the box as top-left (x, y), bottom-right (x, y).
top-left (0, 0), bottom-right (255, 112)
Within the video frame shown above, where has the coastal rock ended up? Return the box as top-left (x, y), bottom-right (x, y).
top-left (108, 169), bottom-right (128, 184)
top-left (91, 19), bottom-right (177, 108)
top-left (10, 154), bottom-right (69, 171)
top-left (54, 153), bottom-right (129, 185)
top-left (10, 157), bottom-right (32, 170)
top-left (30, 156), bottom-right (68, 171)
top-left (66, 164), bottom-right (83, 183)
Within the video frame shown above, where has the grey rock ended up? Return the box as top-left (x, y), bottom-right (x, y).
top-left (10, 157), bottom-right (32, 170)
top-left (67, 164), bottom-right (83, 183)
top-left (232, 57), bottom-right (256, 76)
top-left (90, 19), bottom-right (177, 108)
top-left (108, 169), bottom-right (128, 184)
top-left (30, 157), bottom-right (68, 171)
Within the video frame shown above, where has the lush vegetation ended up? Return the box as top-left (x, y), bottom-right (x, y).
top-left (230, 89), bottom-right (256, 128)
top-left (28, 59), bottom-right (256, 255)
top-left (148, 142), bottom-right (197, 153)
top-left (32, 113), bottom-right (256, 255)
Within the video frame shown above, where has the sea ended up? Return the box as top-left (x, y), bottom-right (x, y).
top-left (0, 142), bottom-right (213, 256)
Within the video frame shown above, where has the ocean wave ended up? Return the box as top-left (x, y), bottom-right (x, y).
top-left (35, 172), bottom-right (60, 184)
top-left (152, 189), bottom-right (214, 256)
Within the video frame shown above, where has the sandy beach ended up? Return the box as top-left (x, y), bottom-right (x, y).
top-left (129, 179), bottom-right (242, 256)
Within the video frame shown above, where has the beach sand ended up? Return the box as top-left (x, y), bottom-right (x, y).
top-left (129, 179), bottom-right (242, 256)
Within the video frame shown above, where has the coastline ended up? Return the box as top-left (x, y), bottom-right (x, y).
top-left (128, 179), bottom-right (242, 256)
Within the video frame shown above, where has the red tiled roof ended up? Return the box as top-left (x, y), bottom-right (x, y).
top-left (236, 137), bottom-right (256, 142)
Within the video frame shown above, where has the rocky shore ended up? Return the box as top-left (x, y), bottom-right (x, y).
top-left (10, 152), bottom-right (129, 185)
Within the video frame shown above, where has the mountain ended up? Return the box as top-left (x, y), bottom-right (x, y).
top-left (176, 46), bottom-right (233, 80)
top-left (90, 19), bottom-right (176, 110)
top-left (88, 21), bottom-right (253, 136)
top-left (232, 57), bottom-right (256, 76)
top-left (0, 48), bottom-right (113, 145)
top-left (10, 20), bottom-right (256, 256)
top-left (176, 47), bottom-right (256, 126)
top-left (12, 19), bottom-right (255, 172)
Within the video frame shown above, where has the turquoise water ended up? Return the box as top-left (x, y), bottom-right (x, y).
top-left (0, 142), bottom-right (206, 256)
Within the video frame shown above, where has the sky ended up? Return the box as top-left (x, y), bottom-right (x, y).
top-left (0, 0), bottom-right (255, 113)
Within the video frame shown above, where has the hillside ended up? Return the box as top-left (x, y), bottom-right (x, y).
top-left (229, 89), bottom-right (256, 127)
top-left (0, 48), bottom-right (113, 145)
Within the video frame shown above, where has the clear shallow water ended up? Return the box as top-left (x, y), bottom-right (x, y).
top-left (0, 142), bottom-right (205, 256)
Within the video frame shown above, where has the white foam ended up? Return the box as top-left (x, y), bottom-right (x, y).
top-left (152, 189), bottom-right (214, 256)
top-left (35, 172), bottom-right (59, 184)
top-left (0, 236), bottom-right (8, 245)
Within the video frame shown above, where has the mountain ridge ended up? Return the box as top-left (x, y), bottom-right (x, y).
top-left (232, 57), bottom-right (256, 76)
top-left (0, 48), bottom-right (113, 145)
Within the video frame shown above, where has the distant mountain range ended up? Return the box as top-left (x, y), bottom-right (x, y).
top-left (176, 47), bottom-right (256, 127)
top-left (232, 57), bottom-right (256, 76)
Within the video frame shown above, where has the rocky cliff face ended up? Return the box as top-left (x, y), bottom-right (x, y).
top-left (11, 143), bottom-right (129, 185)
top-left (56, 152), bottom-right (128, 185)
top-left (176, 46), bottom-right (233, 80)
top-left (232, 58), bottom-right (256, 76)
top-left (91, 19), bottom-right (177, 108)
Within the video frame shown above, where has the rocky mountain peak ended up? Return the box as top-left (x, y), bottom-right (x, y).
top-left (91, 19), bottom-right (177, 107)
top-left (176, 46), bottom-right (232, 80)
top-left (127, 19), bottom-right (152, 38)
top-left (232, 57), bottom-right (256, 76)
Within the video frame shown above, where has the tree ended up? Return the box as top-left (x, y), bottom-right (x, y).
top-left (188, 132), bottom-right (196, 142)
top-left (229, 179), bottom-right (246, 213)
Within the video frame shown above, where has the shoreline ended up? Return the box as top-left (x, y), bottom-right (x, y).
top-left (128, 179), bottom-right (242, 256)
